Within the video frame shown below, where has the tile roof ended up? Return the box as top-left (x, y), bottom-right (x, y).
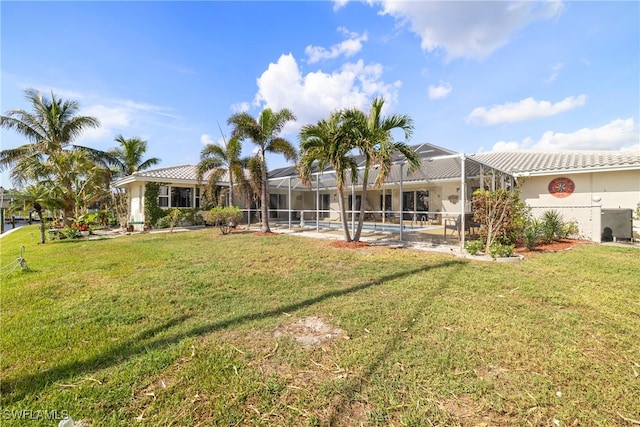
top-left (472, 151), bottom-right (640, 176)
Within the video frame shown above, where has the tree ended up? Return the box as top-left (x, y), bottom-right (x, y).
top-left (0, 89), bottom-right (104, 222)
top-left (227, 108), bottom-right (297, 233)
top-left (298, 113), bottom-right (358, 242)
top-left (196, 132), bottom-right (248, 208)
top-left (109, 135), bottom-right (160, 177)
top-left (471, 189), bottom-right (527, 252)
top-left (10, 185), bottom-right (65, 244)
top-left (341, 97), bottom-right (421, 241)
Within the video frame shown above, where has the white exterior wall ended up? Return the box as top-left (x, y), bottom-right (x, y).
top-left (129, 184), bottom-right (146, 231)
top-left (519, 170), bottom-right (640, 241)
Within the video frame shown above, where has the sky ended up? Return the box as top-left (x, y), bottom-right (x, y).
top-left (1, 0), bottom-right (639, 188)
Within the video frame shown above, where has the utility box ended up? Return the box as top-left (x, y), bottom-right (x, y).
top-left (601, 209), bottom-right (633, 241)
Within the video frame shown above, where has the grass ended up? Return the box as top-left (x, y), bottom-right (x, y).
top-left (1, 225), bottom-right (638, 426)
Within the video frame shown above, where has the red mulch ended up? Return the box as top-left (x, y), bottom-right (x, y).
top-left (329, 240), bottom-right (371, 249)
top-left (326, 238), bottom-right (592, 254)
top-left (515, 239), bottom-right (592, 256)
top-left (253, 231), bottom-right (279, 237)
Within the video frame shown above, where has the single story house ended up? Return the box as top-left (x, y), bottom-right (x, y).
top-left (113, 143), bottom-right (640, 244)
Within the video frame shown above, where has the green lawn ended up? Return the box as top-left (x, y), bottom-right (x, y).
top-left (1, 225), bottom-right (638, 426)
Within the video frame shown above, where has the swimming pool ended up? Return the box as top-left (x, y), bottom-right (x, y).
top-left (275, 220), bottom-right (436, 233)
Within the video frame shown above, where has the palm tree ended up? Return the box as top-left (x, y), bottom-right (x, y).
top-left (227, 108), bottom-right (297, 233)
top-left (11, 184), bottom-right (65, 244)
top-left (196, 133), bottom-right (248, 208)
top-left (0, 88), bottom-right (103, 222)
top-left (298, 112), bottom-right (358, 242)
top-left (341, 97), bottom-right (421, 241)
top-left (109, 135), bottom-right (160, 177)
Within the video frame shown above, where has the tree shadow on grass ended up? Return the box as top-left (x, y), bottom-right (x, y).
top-left (1, 259), bottom-right (465, 405)
top-left (324, 261), bottom-right (465, 424)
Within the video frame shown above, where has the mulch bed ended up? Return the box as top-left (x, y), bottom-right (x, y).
top-left (515, 239), bottom-right (593, 256)
top-left (329, 240), bottom-right (371, 249)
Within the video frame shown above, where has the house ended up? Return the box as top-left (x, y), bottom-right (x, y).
top-left (114, 144), bottom-right (640, 243)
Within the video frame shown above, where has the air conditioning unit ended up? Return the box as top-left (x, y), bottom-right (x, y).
top-left (601, 209), bottom-right (633, 241)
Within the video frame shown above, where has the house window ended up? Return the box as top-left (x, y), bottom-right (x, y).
top-left (195, 188), bottom-right (201, 209)
top-left (403, 190), bottom-right (430, 220)
top-left (158, 185), bottom-right (169, 207)
top-left (321, 194), bottom-right (330, 218)
top-left (171, 187), bottom-right (192, 208)
top-left (269, 194), bottom-right (287, 219)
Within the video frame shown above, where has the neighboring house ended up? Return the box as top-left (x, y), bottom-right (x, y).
top-left (114, 144), bottom-right (640, 242)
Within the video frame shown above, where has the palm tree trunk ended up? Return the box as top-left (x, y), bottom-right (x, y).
top-left (337, 190), bottom-right (351, 242)
top-left (260, 151), bottom-right (270, 233)
top-left (37, 210), bottom-right (46, 244)
top-left (353, 162), bottom-right (370, 241)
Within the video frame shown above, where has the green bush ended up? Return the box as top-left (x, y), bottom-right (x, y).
top-left (206, 206), bottom-right (243, 235)
top-left (523, 218), bottom-right (543, 250)
top-left (180, 208), bottom-right (205, 226)
top-left (541, 210), bottom-right (564, 243)
top-left (489, 242), bottom-right (515, 258)
top-left (465, 240), bottom-right (484, 255)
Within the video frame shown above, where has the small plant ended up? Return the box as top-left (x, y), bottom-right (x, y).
top-left (489, 242), bottom-right (515, 258)
top-left (207, 206), bottom-right (243, 235)
top-left (523, 218), bottom-right (543, 250)
top-left (562, 220), bottom-right (579, 239)
top-left (541, 210), bottom-right (564, 243)
top-left (465, 239), bottom-right (484, 255)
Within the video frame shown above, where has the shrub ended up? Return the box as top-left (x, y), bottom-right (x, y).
top-left (472, 189), bottom-right (527, 251)
top-left (541, 210), bottom-right (565, 243)
top-left (465, 240), bottom-right (484, 256)
top-left (489, 242), bottom-right (515, 258)
top-left (207, 206), bottom-right (243, 235)
top-left (180, 208), bottom-right (205, 226)
top-left (523, 218), bottom-right (543, 250)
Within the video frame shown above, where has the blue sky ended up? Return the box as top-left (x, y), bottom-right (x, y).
top-left (1, 1), bottom-right (638, 187)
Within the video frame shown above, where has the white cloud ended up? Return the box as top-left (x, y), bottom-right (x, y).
top-left (231, 102), bottom-right (250, 113)
top-left (251, 53), bottom-right (401, 134)
top-left (491, 118), bottom-right (639, 151)
top-left (305, 27), bottom-right (368, 64)
top-left (467, 95), bottom-right (587, 125)
top-left (428, 82), bottom-right (452, 100)
top-left (79, 99), bottom-right (180, 145)
top-left (370, 0), bottom-right (565, 60)
top-left (200, 134), bottom-right (215, 146)
top-left (545, 62), bottom-right (565, 83)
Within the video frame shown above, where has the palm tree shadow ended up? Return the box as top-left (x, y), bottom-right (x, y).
top-left (2, 259), bottom-right (464, 404)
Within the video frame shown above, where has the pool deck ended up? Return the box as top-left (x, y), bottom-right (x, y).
top-left (270, 220), bottom-right (472, 255)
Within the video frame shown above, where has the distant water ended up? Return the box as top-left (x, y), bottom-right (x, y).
top-left (1, 220), bottom-right (31, 234)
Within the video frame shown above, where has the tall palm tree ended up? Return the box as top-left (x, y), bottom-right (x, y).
top-left (298, 113), bottom-right (358, 242)
top-left (227, 108), bottom-right (297, 233)
top-left (341, 97), bottom-right (421, 241)
top-left (11, 184), bottom-right (65, 244)
top-left (196, 133), bottom-right (248, 207)
top-left (109, 135), bottom-right (160, 177)
top-left (0, 88), bottom-right (103, 222)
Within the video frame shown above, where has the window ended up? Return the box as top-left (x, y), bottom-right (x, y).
top-left (158, 186), bottom-right (169, 207)
top-left (171, 187), bottom-right (192, 208)
top-left (195, 188), bottom-right (201, 208)
top-left (403, 190), bottom-right (430, 220)
top-left (321, 194), bottom-right (330, 218)
top-left (269, 194), bottom-right (287, 219)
